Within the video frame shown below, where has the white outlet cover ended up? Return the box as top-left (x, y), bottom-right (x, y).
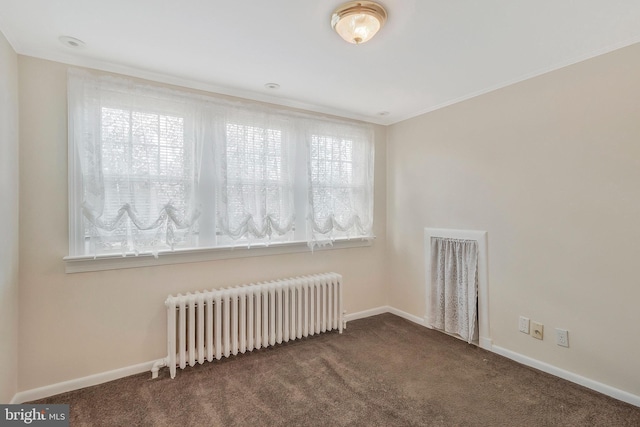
top-left (519, 316), bottom-right (530, 334)
top-left (556, 328), bottom-right (569, 347)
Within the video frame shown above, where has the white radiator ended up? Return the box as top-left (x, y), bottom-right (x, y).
top-left (151, 272), bottom-right (344, 379)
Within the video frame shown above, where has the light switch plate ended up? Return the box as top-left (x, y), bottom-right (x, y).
top-left (519, 316), bottom-right (530, 334)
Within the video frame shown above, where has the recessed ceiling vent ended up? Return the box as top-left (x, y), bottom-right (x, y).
top-left (59, 36), bottom-right (86, 49)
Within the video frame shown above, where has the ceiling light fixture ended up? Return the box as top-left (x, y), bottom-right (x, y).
top-left (331, 1), bottom-right (387, 45)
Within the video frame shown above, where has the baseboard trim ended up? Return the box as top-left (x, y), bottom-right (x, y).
top-left (479, 337), bottom-right (493, 351)
top-left (386, 306), bottom-right (427, 326)
top-left (10, 360), bottom-right (157, 404)
top-left (345, 306), bottom-right (427, 327)
top-left (344, 306), bottom-right (389, 322)
top-left (491, 345), bottom-right (640, 408)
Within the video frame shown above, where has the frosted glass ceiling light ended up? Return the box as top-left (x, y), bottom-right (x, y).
top-left (331, 1), bottom-right (387, 45)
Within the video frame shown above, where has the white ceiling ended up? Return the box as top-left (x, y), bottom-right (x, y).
top-left (1, 1), bottom-right (639, 125)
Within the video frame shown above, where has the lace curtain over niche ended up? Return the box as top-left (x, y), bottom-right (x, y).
top-left (306, 121), bottom-right (374, 247)
top-left (68, 71), bottom-right (202, 256)
top-left (430, 237), bottom-right (479, 343)
top-left (215, 109), bottom-right (296, 244)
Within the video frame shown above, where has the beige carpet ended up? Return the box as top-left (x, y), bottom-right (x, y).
top-left (32, 313), bottom-right (640, 426)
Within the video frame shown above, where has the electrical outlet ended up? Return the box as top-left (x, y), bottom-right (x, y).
top-left (519, 316), bottom-right (530, 334)
top-left (556, 328), bottom-right (569, 347)
top-left (531, 321), bottom-right (544, 340)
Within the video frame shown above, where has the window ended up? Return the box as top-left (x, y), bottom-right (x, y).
top-left (307, 125), bottom-right (374, 246)
top-left (88, 107), bottom-right (196, 254)
top-left (68, 70), bottom-right (374, 259)
top-left (217, 122), bottom-right (294, 245)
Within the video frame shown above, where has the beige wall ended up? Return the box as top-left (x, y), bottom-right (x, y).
top-left (17, 56), bottom-right (388, 391)
top-left (387, 43), bottom-right (640, 396)
top-left (0, 30), bottom-right (19, 403)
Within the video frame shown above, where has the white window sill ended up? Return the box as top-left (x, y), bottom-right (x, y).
top-left (63, 238), bottom-right (374, 274)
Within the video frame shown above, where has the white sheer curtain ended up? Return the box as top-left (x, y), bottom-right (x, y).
top-left (306, 121), bottom-right (374, 247)
top-left (430, 237), bottom-right (479, 343)
top-left (215, 108), bottom-right (295, 245)
top-left (68, 69), bottom-right (375, 257)
top-left (68, 70), bottom-right (202, 256)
